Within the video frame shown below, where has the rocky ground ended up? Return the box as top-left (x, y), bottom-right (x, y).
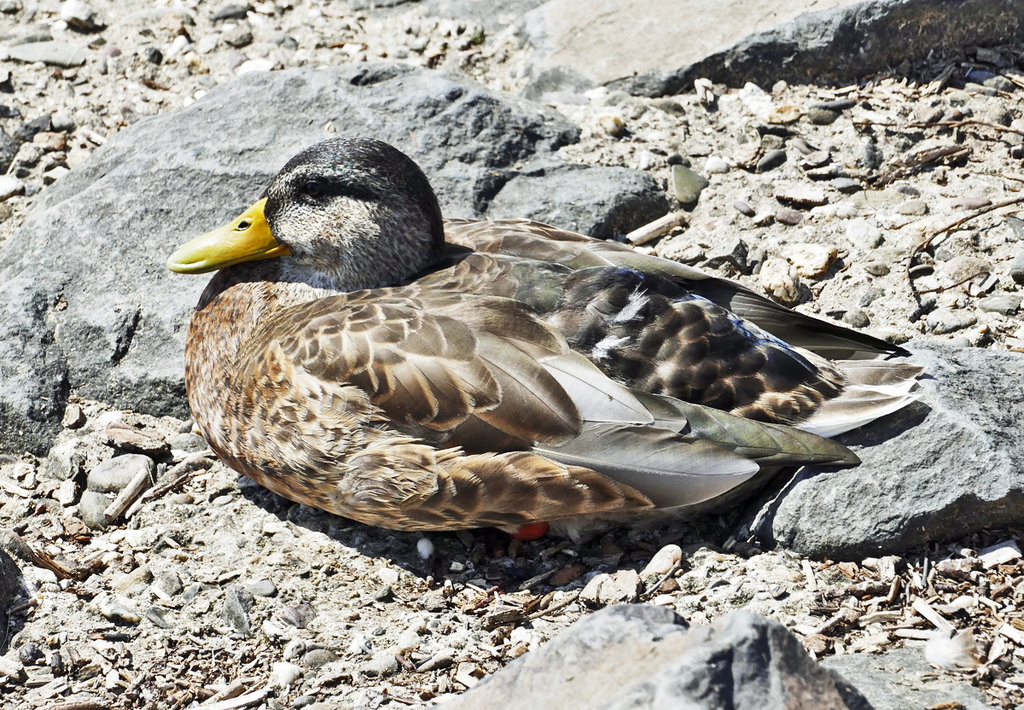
top-left (1, 1), bottom-right (1024, 709)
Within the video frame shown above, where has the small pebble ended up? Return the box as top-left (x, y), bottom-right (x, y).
top-left (301, 648), bottom-right (337, 669)
top-left (87, 454), bottom-right (154, 493)
top-left (926, 309), bottom-right (978, 334)
top-left (362, 652), bottom-right (399, 678)
top-left (786, 243), bottom-right (837, 278)
top-left (0, 175), bottom-right (26, 201)
top-left (756, 148), bottom-right (787, 172)
top-left (282, 602), bottom-right (316, 628)
top-left (733, 200), bottom-right (755, 217)
top-left (247, 578), bottom-right (278, 597)
top-left (78, 490), bottom-right (111, 529)
top-left (775, 207), bottom-right (803, 226)
top-left (704, 156), bottom-right (729, 174)
top-left (598, 114), bottom-right (626, 137)
top-left (895, 199), bottom-right (928, 216)
top-left (580, 569), bottom-right (641, 606)
top-left (222, 584), bottom-right (254, 635)
top-left (670, 164), bottom-right (708, 206)
top-left (18, 641), bottom-right (44, 666)
top-left (864, 263), bottom-right (889, 277)
top-left (61, 402), bottom-right (86, 428)
top-left (95, 595), bottom-right (142, 624)
top-left (976, 294), bottom-right (1021, 315)
top-left (807, 107), bottom-right (839, 125)
top-left (759, 259), bottom-right (802, 306)
top-left (774, 182), bottom-right (828, 208)
top-left (1009, 251), bottom-right (1024, 285)
top-left (640, 544), bottom-right (682, 578)
top-left (843, 309), bottom-right (870, 328)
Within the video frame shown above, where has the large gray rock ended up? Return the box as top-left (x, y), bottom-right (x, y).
top-left (751, 341), bottom-right (1024, 559)
top-left (516, 0), bottom-right (1024, 98)
top-left (444, 604), bottom-right (870, 709)
top-left (0, 64), bottom-right (668, 455)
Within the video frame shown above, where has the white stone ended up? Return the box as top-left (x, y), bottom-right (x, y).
top-left (269, 661), bottom-right (303, 688)
top-left (641, 544), bottom-right (682, 578)
top-left (0, 175), bottom-right (26, 201)
top-left (704, 156), bottom-right (729, 174)
top-left (236, 58), bottom-right (274, 74)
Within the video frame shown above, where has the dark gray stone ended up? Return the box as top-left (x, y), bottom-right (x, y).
top-left (976, 293), bottom-right (1021, 315)
top-left (445, 605), bottom-right (869, 710)
top-left (0, 127), bottom-right (17, 173)
top-left (823, 647), bottom-right (990, 710)
top-left (488, 166), bottom-right (667, 239)
top-left (0, 547), bottom-right (24, 653)
top-left (752, 341), bottom-right (1024, 559)
top-left (1010, 250), bottom-right (1024, 285)
top-left (0, 65), bottom-right (662, 455)
top-left (222, 584), bottom-right (254, 636)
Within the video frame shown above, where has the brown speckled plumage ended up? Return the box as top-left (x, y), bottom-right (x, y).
top-left (173, 138), bottom-right (922, 532)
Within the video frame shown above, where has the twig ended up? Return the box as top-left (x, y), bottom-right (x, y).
top-left (625, 210), bottom-right (688, 246)
top-left (641, 560), bottom-right (682, 600)
top-left (912, 597), bottom-right (954, 635)
top-left (103, 466), bottom-right (156, 523)
top-left (197, 687), bottom-right (270, 710)
top-left (526, 591), bottom-right (580, 621)
top-left (123, 452), bottom-right (215, 519)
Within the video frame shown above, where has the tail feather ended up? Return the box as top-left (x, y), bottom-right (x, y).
top-left (798, 359), bottom-right (924, 437)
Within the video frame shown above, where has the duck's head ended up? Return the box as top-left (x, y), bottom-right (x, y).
top-left (167, 138), bottom-right (445, 290)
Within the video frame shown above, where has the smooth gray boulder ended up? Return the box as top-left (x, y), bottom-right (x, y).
top-left (444, 604), bottom-right (870, 710)
top-left (0, 64), bottom-right (668, 455)
top-left (515, 0), bottom-right (1024, 97)
top-left (751, 341), bottom-right (1024, 559)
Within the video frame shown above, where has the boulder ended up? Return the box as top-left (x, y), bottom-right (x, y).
top-left (751, 341), bottom-right (1024, 559)
top-left (445, 604), bottom-right (870, 709)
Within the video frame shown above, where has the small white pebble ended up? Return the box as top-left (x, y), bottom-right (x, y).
top-left (641, 544), bottom-right (682, 578)
top-left (416, 537), bottom-right (434, 560)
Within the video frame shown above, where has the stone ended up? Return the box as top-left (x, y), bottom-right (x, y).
top-left (580, 569), bottom-right (641, 606)
top-left (0, 547), bottom-right (23, 647)
top-left (774, 181), bottom-right (831, 205)
top-left (222, 584), bottom-right (254, 635)
top-left (79, 490), bottom-right (111, 528)
top-left (895, 198), bottom-right (927, 216)
top-left (759, 258), bottom-right (801, 306)
top-left (487, 167), bottom-right (667, 240)
top-left (775, 207), bottom-right (803, 225)
top-left (0, 129), bottom-right (17, 174)
top-left (785, 243), bottom-right (836, 278)
top-left (362, 652), bottom-right (399, 678)
top-left (704, 156), bottom-right (729, 174)
top-left (669, 164), bottom-right (708, 206)
top-left (5, 42), bottom-right (87, 67)
top-left (87, 454), bottom-right (154, 493)
top-left (755, 148), bottom-right (787, 172)
top-left (60, 0), bottom-right (105, 31)
top-left (445, 605), bottom-right (868, 710)
top-left (640, 544), bottom-right (682, 578)
top-left (926, 309), bottom-right (977, 334)
top-left (0, 175), bottom-right (25, 201)
top-left (823, 647), bottom-right (990, 710)
top-left (0, 65), bottom-right (664, 455)
top-left (752, 342), bottom-right (1024, 559)
top-left (842, 309), bottom-right (869, 328)
top-left (1009, 251), bottom-right (1024, 285)
top-left (977, 294), bottom-right (1021, 315)
top-left (806, 107), bottom-right (840, 125)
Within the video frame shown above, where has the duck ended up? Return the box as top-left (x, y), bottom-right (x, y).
top-left (167, 137), bottom-right (922, 536)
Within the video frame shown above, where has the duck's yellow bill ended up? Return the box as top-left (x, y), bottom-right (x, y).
top-left (166, 198), bottom-right (291, 274)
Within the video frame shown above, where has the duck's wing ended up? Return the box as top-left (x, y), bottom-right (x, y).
top-left (445, 218), bottom-right (905, 360)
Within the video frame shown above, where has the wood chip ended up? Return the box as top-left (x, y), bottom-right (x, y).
top-left (979, 540), bottom-right (1021, 569)
top-left (197, 687), bottom-right (270, 710)
top-left (998, 623), bottom-right (1024, 645)
top-left (801, 559), bottom-right (817, 591)
top-left (912, 598), bottom-right (954, 635)
top-left (625, 211), bottom-right (688, 245)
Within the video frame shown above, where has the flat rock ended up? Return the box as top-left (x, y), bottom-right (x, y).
top-left (445, 605), bottom-right (869, 710)
top-left (0, 64), bottom-right (663, 455)
top-left (823, 647), bottom-right (990, 710)
top-left (3, 40), bottom-right (87, 67)
top-left (751, 341), bottom-right (1024, 559)
top-left (517, 0), bottom-right (1024, 97)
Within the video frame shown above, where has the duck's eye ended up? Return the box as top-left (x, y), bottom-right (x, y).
top-left (302, 181), bottom-right (323, 198)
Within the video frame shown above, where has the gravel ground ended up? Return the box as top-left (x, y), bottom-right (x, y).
top-left (2, 2), bottom-right (1024, 709)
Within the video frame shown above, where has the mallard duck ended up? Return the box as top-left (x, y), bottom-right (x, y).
top-left (167, 138), bottom-right (921, 535)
